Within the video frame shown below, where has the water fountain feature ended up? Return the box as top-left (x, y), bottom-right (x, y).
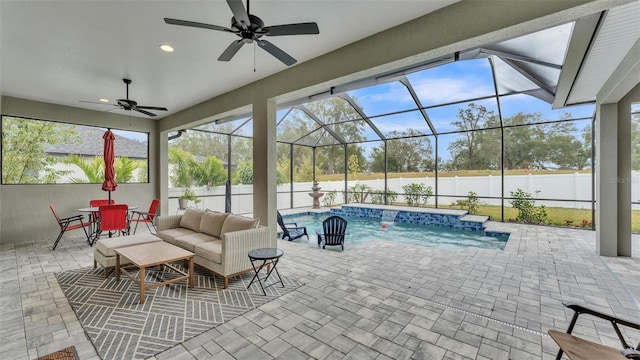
top-left (381, 209), bottom-right (399, 223)
top-left (308, 181), bottom-right (325, 209)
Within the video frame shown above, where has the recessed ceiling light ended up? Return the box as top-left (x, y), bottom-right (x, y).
top-left (160, 44), bottom-right (174, 52)
top-left (99, 98), bottom-right (109, 102)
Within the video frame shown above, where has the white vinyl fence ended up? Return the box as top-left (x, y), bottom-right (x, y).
top-left (167, 171), bottom-right (639, 214)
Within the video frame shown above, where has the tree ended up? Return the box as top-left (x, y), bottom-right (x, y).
top-left (369, 129), bottom-right (434, 172)
top-left (293, 157), bottom-right (315, 182)
top-left (168, 147), bottom-right (198, 187)
top-left (279, 98), bottom-right (367, 175)
top-left (114, 156), bottom-right (140, 183)
top-left (231, 157), bottom-right (288, 185)
top-left (2, 117), bottom-right (80, 183)
top-left (192, 156), bottom-right (227, 187)
top-left (232, 160), bottom-right (253, 184)
top-left (444, 104), bottom-right (591, 171)
top-left (348, 154), bottom-right (361, 174)
top-left (501, 113), bottom-right (547, 169)
top-left (446, 103), bottom-right (499, 170)
top-left (544, 121), bottom-right (586, 169)
top-left (65, 154), bottom-right (104, 183)
top-left (171, 124), bottom-right (253, 166)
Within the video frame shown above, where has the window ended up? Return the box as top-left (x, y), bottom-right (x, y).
top-left (1, 116), bottom-right (149, 184)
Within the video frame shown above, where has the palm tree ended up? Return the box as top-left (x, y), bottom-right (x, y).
top-left (64, 154), bottom-right (103, 183)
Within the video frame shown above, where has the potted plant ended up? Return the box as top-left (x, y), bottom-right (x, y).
top-left (178, 187), bottom-right (201, 209)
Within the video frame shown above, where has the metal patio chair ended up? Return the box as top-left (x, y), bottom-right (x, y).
top-left (49, 204), bottom-right (91, 250)
top-left (97, 204), bottom-right (129, 242)
top-left (129, 199), bottom-right (159, 234)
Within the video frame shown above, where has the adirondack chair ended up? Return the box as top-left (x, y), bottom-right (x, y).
top-left (316, 215), bottom-right (348, 251)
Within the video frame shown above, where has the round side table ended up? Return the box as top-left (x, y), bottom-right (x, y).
top-left (247, 248), bottom-right (284, 295)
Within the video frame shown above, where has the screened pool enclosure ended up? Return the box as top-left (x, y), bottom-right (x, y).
top-left (168, 21), bottom-right (606, 229)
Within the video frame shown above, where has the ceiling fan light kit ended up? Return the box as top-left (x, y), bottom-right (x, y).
top-left (164, 0), bottom-right (319, 66)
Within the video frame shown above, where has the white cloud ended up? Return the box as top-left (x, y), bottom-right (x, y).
top-left (411, 76), bottom-right (494, 104)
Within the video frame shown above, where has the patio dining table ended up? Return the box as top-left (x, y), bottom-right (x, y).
top-left (78, 205), bottom-right (139, 244)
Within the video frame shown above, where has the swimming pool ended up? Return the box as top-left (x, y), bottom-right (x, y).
top-left (284, 213), bottom-right (509, 251)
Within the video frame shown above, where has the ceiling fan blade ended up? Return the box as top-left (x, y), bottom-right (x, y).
top-left (218, 40), bottom-right (245, 61)
top-left (264, 22), bottom-right (319, 36)
top-left (136, 106), bottom-right (168, 111)
top-left (164, 18), bottom-right (234, 33)
top-left (257, 39), bottom-right (296, 66)
top-left (134, 108), bottom-right (157, 117)
top-left (226, 0), bottom-right (250, 29)
top-left (79, 100), bottom-right (118, 106)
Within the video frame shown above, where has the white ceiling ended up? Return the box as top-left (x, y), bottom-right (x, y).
top-left (0, 0), bottom-right (459, 119)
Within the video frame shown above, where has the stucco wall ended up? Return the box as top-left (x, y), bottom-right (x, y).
top-left (0, 96), bottom-right (159, 244)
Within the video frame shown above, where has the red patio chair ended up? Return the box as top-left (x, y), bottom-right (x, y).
top-left (50, 204), bottom-right (91, 250)
top-left (89, 199), bottom-right (114, 225)
top-left (97, 204), bottom-right (128, 242)
top-left (129, 199), bottom-right (160, 234)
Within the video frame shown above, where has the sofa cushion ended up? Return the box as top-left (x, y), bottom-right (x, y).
top-left (220, 214), bottom-right (259, 234)
top-left (173, 232), bottom-right (218, 252)
top-left (194, 240), bottom-right (223, 264)
top-left (95, 233), bottom-right (161, 257)
top-left (179, 208), bottom-right (206, 232)
top-left (200, 211), bottom-right (228, 238)
top-left (156, 227), bottom-right (198, 245)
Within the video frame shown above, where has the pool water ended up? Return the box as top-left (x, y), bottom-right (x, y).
top-left (285, 213), bottom-right (508, 251)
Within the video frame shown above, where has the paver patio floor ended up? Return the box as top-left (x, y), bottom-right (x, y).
top-left (1, 220), bottom-right (638, 359)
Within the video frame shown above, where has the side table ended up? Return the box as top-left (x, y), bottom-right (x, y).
top-left (247, 248), bottom-right (284, 295)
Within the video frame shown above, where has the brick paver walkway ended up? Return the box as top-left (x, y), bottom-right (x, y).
top-left (1, 221), bottom-right (638, 359)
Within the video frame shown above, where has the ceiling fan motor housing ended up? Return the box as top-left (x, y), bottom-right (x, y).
top-left (232, 14), bottom-right (265, 41)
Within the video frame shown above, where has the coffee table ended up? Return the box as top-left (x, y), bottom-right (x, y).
top-left (115, 242), bottom-right (195, 304)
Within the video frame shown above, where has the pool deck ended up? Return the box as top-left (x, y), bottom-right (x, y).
top-left (2, 209), bottom-right (640, 359)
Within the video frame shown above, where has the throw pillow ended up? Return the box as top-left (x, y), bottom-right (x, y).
top-left (179, 208), bottom-right (205, 232)
top-left (200, 211), bottom-right (229, 238)
top-left (220, 213), bottom-right (259, 234)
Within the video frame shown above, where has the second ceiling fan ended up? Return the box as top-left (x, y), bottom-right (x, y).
top-left (164, 0), bottom-right (319, 66)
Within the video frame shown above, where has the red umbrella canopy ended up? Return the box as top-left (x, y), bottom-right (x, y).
top-left (101, 130), bottom-right (117, 192)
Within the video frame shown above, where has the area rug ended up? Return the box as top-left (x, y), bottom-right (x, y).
top-left (56, 265), bottom-right (302, 359)
top-left (37, 346), bottom-right (78, 360)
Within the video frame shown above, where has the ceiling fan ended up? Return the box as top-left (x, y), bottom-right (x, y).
top-left (164, 0), bottom-right (319, 66)
top-left (81, 78), bottom-right (168, 117)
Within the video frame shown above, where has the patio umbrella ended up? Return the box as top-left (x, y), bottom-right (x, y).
top-left (101, 129), bottom-right (117, 202)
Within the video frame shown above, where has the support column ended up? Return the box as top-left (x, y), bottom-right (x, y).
top-left (253, 98), bottom-right (278, 243)
top-left (596, 103), bottom-right (631, 256)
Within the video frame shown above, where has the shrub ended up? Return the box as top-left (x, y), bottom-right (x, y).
top-left (348, 183), bottom-right (372, 203)
top-left (322, 191), bottom-right (336, 207)
top-left (454, 191), bottom-right (484, 214)
top-left (370, 189), bottom-right (398, 205)
top-left (509, 188), bottom-right (547, 224)
top-left (402, 183), bottom-right (433, 207)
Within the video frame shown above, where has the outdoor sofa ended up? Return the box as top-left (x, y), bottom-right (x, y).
top-left (156, 208), bottom-right (273, 288)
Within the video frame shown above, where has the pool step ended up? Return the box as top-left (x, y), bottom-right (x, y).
top-left (460, 214), bottom-right (490, 229)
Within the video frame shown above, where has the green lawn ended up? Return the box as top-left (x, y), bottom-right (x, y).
top-left (439, 204), bottom-right (639, 232)
top-left (442, 204), bottom-right (594, 228)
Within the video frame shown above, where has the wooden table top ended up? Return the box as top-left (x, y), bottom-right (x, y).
top-left (548, 330), bottom-right (627, 360)
top-left (114, 241), bottom-right (194, 267)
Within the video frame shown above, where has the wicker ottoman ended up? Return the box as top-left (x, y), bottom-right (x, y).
top-left (93, 233), bottom-right (162, 277)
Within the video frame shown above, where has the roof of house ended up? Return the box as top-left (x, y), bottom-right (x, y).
top-left (43, 126), bottom-right (148, 159)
